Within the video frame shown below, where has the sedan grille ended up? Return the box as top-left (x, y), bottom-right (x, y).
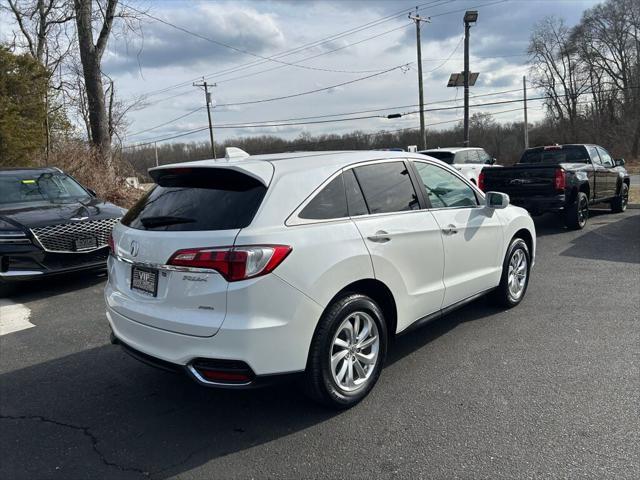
top-left (31, 218), bottom-right (120, 253)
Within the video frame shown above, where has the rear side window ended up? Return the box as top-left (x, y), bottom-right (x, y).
top-left (299, 174), bottom-right (348, 220)
top-left (464, 150), bottom-right (480, 164)
top-left (121, 168), bottom-right (266, 231)
top-left (354, 162), bottom-right (419, 214)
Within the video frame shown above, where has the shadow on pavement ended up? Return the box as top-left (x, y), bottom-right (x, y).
top-left (0, 296), bottom-right (500, 479)
top-left (0, 269), bottom-right (107, 301)
top-left (560, 212), bottom-right (640, 264)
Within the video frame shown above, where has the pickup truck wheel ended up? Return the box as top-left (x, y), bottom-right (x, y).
top-left (611, 183), bottom-right (629, 213)
top-left (492, 238), bottom-right (531, 308)
top-left (565, 192), bottom-right (588, 230)
top-left (304, 294), bottom-right (387, 409)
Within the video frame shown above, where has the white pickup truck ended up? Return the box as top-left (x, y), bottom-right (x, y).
top-left (419, 147), bottom-right (500, 185)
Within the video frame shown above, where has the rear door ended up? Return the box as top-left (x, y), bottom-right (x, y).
top-left (106, 167), bottom-right (269, 337)
top-left (412, 160), bottom-right (503, 307)
top-left (349, 160), bottom-right (445, 330)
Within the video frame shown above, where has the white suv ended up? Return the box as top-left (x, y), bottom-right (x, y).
top-left (106, 150), bottom-right (535, 408)
top-left (419, 147), bottom-right (500, 186)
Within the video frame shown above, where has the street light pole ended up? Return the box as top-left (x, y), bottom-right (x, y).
top-left (463, 10), bottom-right (478, 147)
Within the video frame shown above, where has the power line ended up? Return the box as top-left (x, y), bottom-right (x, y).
top-left (123, 0), bottom-right (452, 99)
top-left (127, 87), bottom-right (529, 140)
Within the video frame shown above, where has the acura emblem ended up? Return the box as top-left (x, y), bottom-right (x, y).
top-left (130, 240), bottom-right (139, 257)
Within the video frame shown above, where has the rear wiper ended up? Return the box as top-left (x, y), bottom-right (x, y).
top-left (140, 215), bottom-right (195, 228)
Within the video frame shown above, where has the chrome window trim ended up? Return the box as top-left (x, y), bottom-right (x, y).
top-left (287, 158), bottom-right (425, 227)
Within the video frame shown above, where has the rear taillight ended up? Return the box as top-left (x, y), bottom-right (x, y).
top-left (477, 170), bottom-right (485, 191)
top-left (554, 168), bottom-right (566, 191)
top-left (107, 233), bottom-right (115, 254)
top-left (167, 245), bottom-right (291, 282)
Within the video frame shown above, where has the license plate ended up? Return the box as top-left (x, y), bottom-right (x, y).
top-left (74, 237), bottom-right (97, 251)
top-left (131, 266), bottom-right (158, 296)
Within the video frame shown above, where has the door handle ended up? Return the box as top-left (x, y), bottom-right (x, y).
top-left (367, 230), bottom-right (392, 243)
top-left (441, 224), bottom-right (458, 235)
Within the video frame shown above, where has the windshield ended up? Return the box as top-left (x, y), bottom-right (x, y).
top-left (423, 151), bottom-right (454, 164)
top-left (0, 172), bottom-right (90, 206)
top-left (519, 146), bottom-right (589, 164)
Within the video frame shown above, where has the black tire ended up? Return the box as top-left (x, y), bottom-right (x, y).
top-left (565, 191), bottom-right (589, 230)
top-left (611, 183), bottom-right (629, 213)
top-left (304, 294), bottom-right (387, 409)
top-left (491, 238), bottom-right (531, 308)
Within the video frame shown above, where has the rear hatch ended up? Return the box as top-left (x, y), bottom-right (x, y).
top-left (106, 163), bottom-right (272, 337)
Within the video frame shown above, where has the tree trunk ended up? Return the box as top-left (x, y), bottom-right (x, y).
top-left (74, 0), bottom-right (117, 163)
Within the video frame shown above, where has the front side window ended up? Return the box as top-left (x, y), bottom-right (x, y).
top-left (353, 162), bottom-right (419, 214)
top-left (465, 150), bottom-right (480, 164)
top-left (478, 150), bottom-right (492, 164)
top-left (299, 174), bottom-right (348, 220)
top-left (413, 162), bottom-right (478, 209)
top-left (597, 147), bottom-right (614, 168)
top-left (587, 146), bottom-right (601, 165)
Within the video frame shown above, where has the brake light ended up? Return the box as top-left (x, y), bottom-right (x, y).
top-left (107, 233), bottom-right (115, 254)
top-left (477, 170), bottom-right (485, 191)
top-left (554, 168), bottom-right (566, 191)
top-left (167, 245), bottom-right (291, 281)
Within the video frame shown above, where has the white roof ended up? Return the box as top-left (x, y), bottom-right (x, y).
top-left (420, 147), bottom-right (482, 153)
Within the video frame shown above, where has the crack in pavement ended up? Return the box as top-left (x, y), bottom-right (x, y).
top-left (0, 414), bottom-right (151, 479)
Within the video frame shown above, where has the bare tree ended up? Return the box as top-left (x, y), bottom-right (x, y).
top-left (529, 16), bottom-right (590, 140)
top-left (73, 0), bottom-right (117, 162)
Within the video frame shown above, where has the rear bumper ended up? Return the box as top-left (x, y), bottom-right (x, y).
top-left (509, 194), bottom-right (566, 215)
top-left (105, 273), bottom-right (324, 378)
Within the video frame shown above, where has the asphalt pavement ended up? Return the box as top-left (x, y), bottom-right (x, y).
top-left (1, 209), bottom-right (639, 479)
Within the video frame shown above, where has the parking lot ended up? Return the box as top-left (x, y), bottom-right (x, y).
top-left (1, 210), bottom-right (639, 479)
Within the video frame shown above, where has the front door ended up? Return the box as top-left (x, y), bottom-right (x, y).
top-left (349, 160), bottom-right (446, 331)
top-left (412, 160), bottom-right (503, 307)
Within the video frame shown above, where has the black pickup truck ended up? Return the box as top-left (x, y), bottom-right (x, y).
top-left (478, 144), bottom-right (630, 229)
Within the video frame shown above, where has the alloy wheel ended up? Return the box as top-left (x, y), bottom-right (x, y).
top-left (507, 248), bottom-right (528, 300)
top-left (330, 311), bottom-right (380, 392)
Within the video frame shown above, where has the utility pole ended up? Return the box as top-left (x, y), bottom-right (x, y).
top-left (523, 75), bottom-right (529, 149)
top-left (409, 10), bottom-right (431, 150)
top-left (463, 11), bottom-right (478, 147)
top-left (154, 141), bottom-right (159, 167)
top-left (194, 80), bottom-right (217, 159)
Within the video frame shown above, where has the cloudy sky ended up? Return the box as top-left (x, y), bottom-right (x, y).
top-left (4, 0), bottom-right (601, 147)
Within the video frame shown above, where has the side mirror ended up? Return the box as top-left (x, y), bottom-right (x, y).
top-left (614, 158), bottom-right (625, 167)
top-left (86, 188), bottom-right (97, 197)
top-left (485, 157), bottom-right (496, 165)
top-left (485, 191), bottom-right (509, 209)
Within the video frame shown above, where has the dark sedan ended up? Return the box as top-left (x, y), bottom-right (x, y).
top-left (0, 167), bottom-right (124, 281)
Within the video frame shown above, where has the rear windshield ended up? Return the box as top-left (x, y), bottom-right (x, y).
top-left (121, 168), bottom-right (266, 231)
top-left (423, 151), bottom-right (454, 164)
top-left (519, 146), bottom-right (589, 164)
